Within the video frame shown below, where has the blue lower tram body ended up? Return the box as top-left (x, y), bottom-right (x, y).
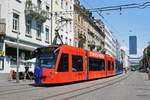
top-left (34, 68), bottom-right (43, 84)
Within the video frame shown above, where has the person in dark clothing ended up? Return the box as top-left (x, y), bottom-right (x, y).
top-left (24, 63), bottom-right (30, 80)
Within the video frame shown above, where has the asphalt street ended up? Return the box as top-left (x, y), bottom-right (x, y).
top-left (0, 71), bottom-right (149, 100)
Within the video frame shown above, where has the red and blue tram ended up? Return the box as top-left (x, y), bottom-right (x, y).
top-left (34, 45), bottom-right (123, 84)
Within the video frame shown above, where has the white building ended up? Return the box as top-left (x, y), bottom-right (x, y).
top-left (115, 40), bottom-right (121, 61)
top-left (104, 26), bottom-right (122, 61)
top-left (121, 46), bottom-right (130, 68)
top-left (0, 0), bottom-right (51, 73)
top-left (51, 0), bottom-right (74, 45)
top-left (104, 26), bottom-right (116, 57)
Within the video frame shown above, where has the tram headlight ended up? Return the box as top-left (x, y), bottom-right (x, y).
top-left (39, 75), bottom-right (46, 79)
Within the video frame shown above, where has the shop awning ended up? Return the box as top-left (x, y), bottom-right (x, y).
top-left (5, 40), bottom-right (37, 51)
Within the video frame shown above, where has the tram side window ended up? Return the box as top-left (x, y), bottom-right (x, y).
top-left (89, 57), bottom-right (105, 71)
top-left (112, 61), bottom-right (114, 70)
top-left (100, 59), bottom-right (105, 71)
top-left (57, 53), bottom-right (69, 72)
top-left (72, 55), bottom-right (83, 72)
top-left (108, 61), bottom-right (111, 70)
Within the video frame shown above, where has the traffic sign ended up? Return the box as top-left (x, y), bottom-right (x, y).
top-left (0, 50), bottom-right (4, 55)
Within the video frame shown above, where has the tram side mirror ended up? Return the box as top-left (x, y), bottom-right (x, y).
top-left (53, 47), bottom-right (60, 55)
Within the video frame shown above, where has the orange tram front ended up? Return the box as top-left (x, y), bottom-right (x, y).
top-left (34, 45), bottom-right (122, 84)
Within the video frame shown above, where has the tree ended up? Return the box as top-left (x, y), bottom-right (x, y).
top-left (148, 42), bottom-right (150, 46)
top-left (140, 42), bottom-right (150, 71)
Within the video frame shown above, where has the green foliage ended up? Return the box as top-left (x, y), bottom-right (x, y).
top-left (35, 15), bottom-right (47, 23)
top-left (25, 0), bottom-right (32, 7)
top-left (148, 41), bottom-right (150, 46)
top-left (40, 10), bottom-right (48, 17)
top-left (147, 46), bottom-right (150, 58)
top-left (25, 1), bottom-right (48, 23)
top-left (140, 43), bottom-right (150, 69)
top-left (25, 10), bottom-right (47, 23)
top-left (78, 34), bottom-right (86, 43)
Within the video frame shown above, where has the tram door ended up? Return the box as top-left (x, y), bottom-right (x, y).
top-left (106, 56), bottom-right (112, 76)
top-left (71, 54), bottom-right (85, 81)
top-left (111, 61), bottom-right (115, 75)
top-left (56, 53), bottom-right (71, 83)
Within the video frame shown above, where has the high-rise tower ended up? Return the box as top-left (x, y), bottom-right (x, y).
top-left (129, 36), bottom-right (137, 55)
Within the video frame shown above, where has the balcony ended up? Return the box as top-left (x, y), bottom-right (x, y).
top-left (88, 31), bottom-right (95, 37)
top-left (78, 33), bottom-right (86, 44)
top-left (0, 18), bottom-right (6, 43)
top-left (25, 1), bottom-right (49, 23)
top-left (88, 40), bottom-right (95, 50)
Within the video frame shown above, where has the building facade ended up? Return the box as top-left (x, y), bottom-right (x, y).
top-left (121, 46), bottom-right (130, 68)
top-left (104, 26), bottom-right (122, 61)
top-left (0, 0), bottom-right (51, 73)
top-left (74, 0), bottom-right (105, 52)
top-left (104, 26), bottom-right (114, 57)
top-left (115, 40), bottom-right (122, 60)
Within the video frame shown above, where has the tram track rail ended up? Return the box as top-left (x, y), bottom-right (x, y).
top-left (63, 73), bottom-right (131, 100)
top-left (0, 73), bottom-right (131, 99)
top-left (39, 73), bottom-right (132, 100)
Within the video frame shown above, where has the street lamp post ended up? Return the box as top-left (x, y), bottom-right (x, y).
top-left (16, 30), bottom-right (19, 83)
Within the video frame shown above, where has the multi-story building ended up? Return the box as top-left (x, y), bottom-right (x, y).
top-left (104, 26), bottom-right (122, 60)
top-left (115, 40), bottom-right (121, 60)
top-left (0, 0), bottom-right (51, 73)
top-left (121, 46), bottom-right (130, 68)
top-left (112, 38), bottom-right (117, 58)
top-left (104, 26), bottom-right (114, 57)
top-left (73, 3), bottom-right (87, 49)
top-left (129, 36), bottom-right (137, 55)
top-left (51, 0), bottom-right (74, 45)
top-left (94, 19), bottom-right (105, 51)
top-left (74, 0), bottom-right (105, 52)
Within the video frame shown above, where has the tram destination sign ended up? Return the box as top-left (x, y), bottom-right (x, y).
top-left (89, 51), bottom-right (105, 59)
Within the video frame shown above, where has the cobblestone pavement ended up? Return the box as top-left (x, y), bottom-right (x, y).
top-left (0, 71), bottom-right (149, 100)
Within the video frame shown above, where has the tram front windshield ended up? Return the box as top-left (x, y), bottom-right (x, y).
top-left (36, 47), bottom-right (59, 69)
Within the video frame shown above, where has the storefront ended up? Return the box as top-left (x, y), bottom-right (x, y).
top-left (0, 39), bottom-right (37, 73)
top-left (5, 40), bottom-right (36, 73)
top-left (0, 43), bottom-right (4, 71)
top-left (0, 56), bottom-right (4, 70)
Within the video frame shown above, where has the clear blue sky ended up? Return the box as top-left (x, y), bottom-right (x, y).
top-left (80, 0), bottom-right (150, 56)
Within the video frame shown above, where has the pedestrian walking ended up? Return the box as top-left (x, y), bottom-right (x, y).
top-left (125, 67), bottom-right (127, 74)
top-left (24, 63), bottom-right (31, 80)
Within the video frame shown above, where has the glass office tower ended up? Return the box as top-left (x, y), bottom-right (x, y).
top-left (129, 36), bottom-right (137, 55)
